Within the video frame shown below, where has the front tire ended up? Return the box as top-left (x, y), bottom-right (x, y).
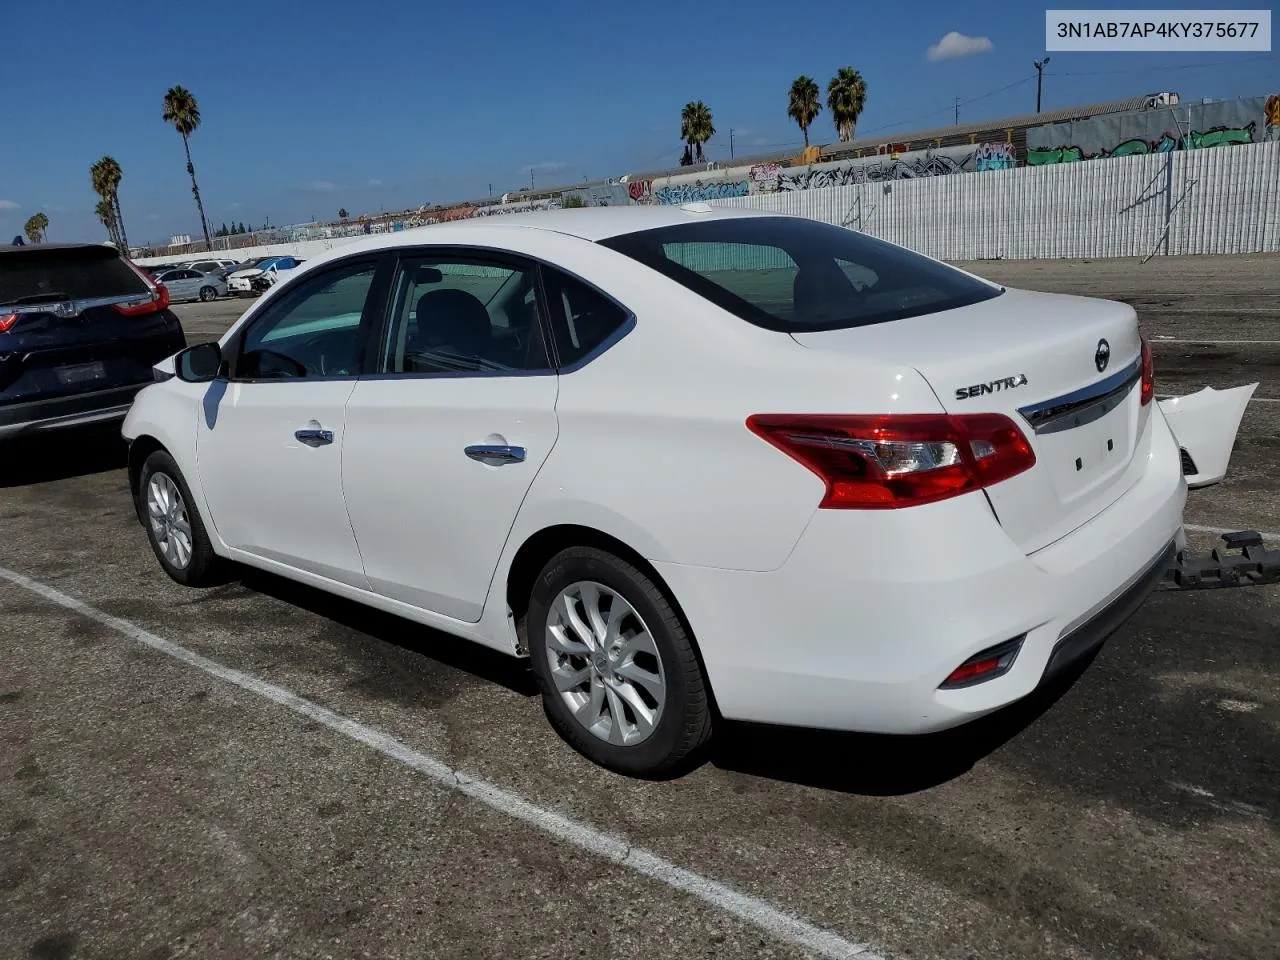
top-left (199, 285), bottom-right (217, 302)
top-left (527, 546), bottom-right (713, 777)
top-left (137, 450), bottom-right (223, 587)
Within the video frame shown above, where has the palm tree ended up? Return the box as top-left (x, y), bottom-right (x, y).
top-left (90, 157), bottom-right (127, 249)
top-left (101, 156), bottom-right (128, 252)
top-left (23, 213), bottom-right (48, 243)
top-left (680, 101), bottom-right (716, 164)
top-left (787, 76), bottom-right (822, 149)
top-left (90, 161), bottom-right (119, 246)
top-left (162, 85), bottom-right (212, 247)
top-left (338, 208), bottom-right (349, 220)
top-left (826, 68), bottom-right (868, 143)
top-left (94, 199), bottom-right (118, 242)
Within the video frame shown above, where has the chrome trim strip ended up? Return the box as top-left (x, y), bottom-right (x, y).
top-left (1017, 356), bottom-right (1142, 435)
top-left (0, 292), bottom-right (154, 318)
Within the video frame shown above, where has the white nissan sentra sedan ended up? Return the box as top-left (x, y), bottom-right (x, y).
top-left (122, 206), bottom-right (1186, 776)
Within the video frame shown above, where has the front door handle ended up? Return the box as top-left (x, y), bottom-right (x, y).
top-left (295, 428), bottom-right (334, 447)
top-left (465, 443), bottom-right (526, 465)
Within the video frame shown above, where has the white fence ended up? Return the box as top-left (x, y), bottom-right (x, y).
top-left (708, 140), bottom-right (1280, 261)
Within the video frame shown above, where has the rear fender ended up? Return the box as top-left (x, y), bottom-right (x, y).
top-left (1159, 383), bottom-right (1258, 488)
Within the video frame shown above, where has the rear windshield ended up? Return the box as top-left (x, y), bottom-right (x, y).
top-left (598, 216), bottom-right (1003, 332)
top-left (0, 246), bottom-right (150, 305)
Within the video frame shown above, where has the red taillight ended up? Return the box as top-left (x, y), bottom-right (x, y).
top-left (114, 259), bottom-right (171, 316)
top-left (746, 412), bottom-right (1037, 510)
top-left (1140, 336), bottom-right (1154, 406)
top-left (0, 313), bottom-right (17, 333)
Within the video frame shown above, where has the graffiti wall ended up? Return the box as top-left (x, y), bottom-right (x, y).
top-left (1028, 94), bottom-right (1279, 165)
top-left (653, 180), bottom-right (750, 204)
top-left (743, 142), bottom-right (1015, 194)
top-left (707, 140), bottom-right (1280, 260)
top-left (562, 183), bottom-right (631, 207)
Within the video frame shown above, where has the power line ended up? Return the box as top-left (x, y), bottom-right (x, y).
top-left (857, 75), bottom-right (1037, 137)
top-left (1048, 54), bottom-right (1274, 78)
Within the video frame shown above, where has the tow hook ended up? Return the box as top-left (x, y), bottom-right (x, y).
top-left (1165, 532), bottom-right (1280, 589)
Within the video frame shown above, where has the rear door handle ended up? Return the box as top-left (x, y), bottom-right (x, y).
top-left (465, 444), bottom-right (526, 465)
top-left (295, 428), bottom-right (334, 447)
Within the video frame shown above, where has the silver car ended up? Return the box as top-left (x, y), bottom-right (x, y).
top-left (154, 267), bottom-right (227, 303)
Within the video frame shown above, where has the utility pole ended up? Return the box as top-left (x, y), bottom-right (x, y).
top-left (1034, 57), bottom-right (1051, 112)
top-left (954, 98), bottom-right (960, 125)
top-left (730, 128), bottom-right (735, 159)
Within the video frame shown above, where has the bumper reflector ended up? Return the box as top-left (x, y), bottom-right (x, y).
top-left (940, 635), bottom-right (1025, 689)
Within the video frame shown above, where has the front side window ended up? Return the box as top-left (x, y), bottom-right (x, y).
top-left (380, 255), bottom-right (550, 375)
top-left (599, 216), bottom-right (1003, 332)
top-left (235, 260), bottom-right (377, 380)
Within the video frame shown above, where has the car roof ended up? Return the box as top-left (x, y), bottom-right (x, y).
top-left (254, 206), bottom-right (786, 281)
top-left (0, 242), bottom-right (120, 255)
top-left (446, 204), bottom-right (773, 241)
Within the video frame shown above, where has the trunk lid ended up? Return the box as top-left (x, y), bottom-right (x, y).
top-left (791, 287), bottom-right (1152, 554)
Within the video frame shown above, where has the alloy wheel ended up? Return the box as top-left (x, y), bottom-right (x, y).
top-left (146, 472), bottom-right (193, 570)
top-left (544, 581), bottom-right (666, 746)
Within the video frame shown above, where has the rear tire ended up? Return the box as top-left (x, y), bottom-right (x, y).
top-left (199, 286), bottom-right (217, 302)
top-left (527, 546), bottom-right (713, 777)
top-left (137, 450), bottom-right (224, 587)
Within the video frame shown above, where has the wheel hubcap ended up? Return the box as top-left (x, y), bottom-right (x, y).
top-left (146, 473), bottom-right (193, 570)
top-left (544, 581), bottom-right (666, 746)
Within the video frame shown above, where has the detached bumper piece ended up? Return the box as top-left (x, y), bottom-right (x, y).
top-left (1165, 532), bottom-right (1280, 589)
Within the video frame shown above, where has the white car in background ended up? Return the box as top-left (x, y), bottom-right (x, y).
top-left (226, 255), bottom-right (302, 295)
top-left (122, 206), bottom-right (1196, 777)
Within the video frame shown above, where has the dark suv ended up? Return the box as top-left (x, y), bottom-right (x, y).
top-left (0, 243), bottom-right (187, 441)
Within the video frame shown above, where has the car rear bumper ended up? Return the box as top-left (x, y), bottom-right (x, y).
top-left (0, 383), bottom-right (148, 440)
top-left (653, 401), bottom-right (1187, 735)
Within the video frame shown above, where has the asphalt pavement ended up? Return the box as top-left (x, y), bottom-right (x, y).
top-left (1, 254), bottom-right (1277, 960)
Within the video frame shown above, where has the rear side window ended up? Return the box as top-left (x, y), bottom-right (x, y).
top-left (540, 268), bottom-right (630, 367)
top-left (0, 246), bottom-right (150, 305)
top-left (598, 216), bottom-right (1002, 332)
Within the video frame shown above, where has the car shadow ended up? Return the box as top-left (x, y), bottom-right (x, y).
top-left (235, 568), bottom-right (539, 698)
top-left (709, 652), bottom-right (1096, 795)
top-left (0, 426), bottom-right (129, 487)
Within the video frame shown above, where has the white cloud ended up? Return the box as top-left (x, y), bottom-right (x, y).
top-left (927, 31), bottom-right (993, 61)
top-left (0, 199), bottom-right (19, 211)
top-left (367, 178), bottom-right (383, 187)
top-left (301, 180), bottom-right (338, 193)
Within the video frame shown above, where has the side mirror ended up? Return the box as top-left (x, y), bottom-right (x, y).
top-left (175, 342), bottom-right (223, 383)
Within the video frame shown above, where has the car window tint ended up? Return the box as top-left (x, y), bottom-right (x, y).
top-left (599, 216), bottom-right (1002, 332)
top-left (381, 257), bottom-right (550, 375)
top-left (236, 262), bottom-right (376, 380)
top-left (0, 245), bottom-right (151, 303)
top-left (540, 268), bottom-right (630, 367)
top-left (661, 241), bottom-right (798, 318)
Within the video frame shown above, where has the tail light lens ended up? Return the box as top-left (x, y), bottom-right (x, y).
top-left (1140, 336), bottom-right (1154, 406)
top-left (115, 259), bottom-right (171, 316)
top-left (747, 413), bottom-right (1037, 509)
top-left (0, 314), bottom-right (18, 333)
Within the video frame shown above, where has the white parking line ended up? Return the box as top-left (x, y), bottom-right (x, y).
top-left (0, 566), bottom-right (880, 960)
top-left (1184, 524), bottom-right (1280, 542)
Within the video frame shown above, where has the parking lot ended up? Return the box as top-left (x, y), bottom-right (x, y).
top-left (2, 253), bottom-right (1277, 960)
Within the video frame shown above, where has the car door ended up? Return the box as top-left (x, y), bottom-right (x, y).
top-left (195, 253), bottom-right (390, 587)
top-left (341, 249), bottom-right (560, 622)
top-left (159, 270), bottom-right (194, 301)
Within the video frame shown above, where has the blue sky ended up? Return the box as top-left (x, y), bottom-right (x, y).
top-left (2, 0), bottom-right (1275, 244)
